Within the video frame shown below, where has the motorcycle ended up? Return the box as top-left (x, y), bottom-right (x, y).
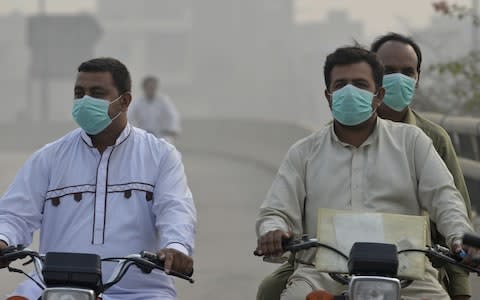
top-left (254, 233), bottom-right (480, 300)
top-left (0, 245), bottom-right (194, 300)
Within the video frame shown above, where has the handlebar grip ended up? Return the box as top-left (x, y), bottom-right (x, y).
top-left (253, 236), bottom-right (294, 256)
top-left (463, 233), bottom-right (480, 248)
top-left (0, 245), bottom-right (18, 256)
top-left (0, 245), bottom-right (29, 263)
top-left (139, 251), bottom-right (194, 282)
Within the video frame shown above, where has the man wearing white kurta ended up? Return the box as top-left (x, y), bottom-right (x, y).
top-left (255, 47), bottom-right (473, 300)
top-left (0, 58), bottom-right (196, 299)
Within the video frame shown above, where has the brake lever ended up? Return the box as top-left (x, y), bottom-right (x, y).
top-left (427, 246), bottom-right (480, 275)
top-left (22, 257), bottom-right (34, 266)
top-left (158, 265), bottom-right (195, 283)
top-left (427, 246), bottom-right (454, 268)
top-left (432, 244), bottom-right (467, 262)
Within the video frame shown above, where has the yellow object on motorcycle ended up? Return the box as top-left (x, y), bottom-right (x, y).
top-left (315, 209), bottom-right (427, 280)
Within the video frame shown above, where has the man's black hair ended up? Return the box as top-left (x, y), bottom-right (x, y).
top-left (370, 32), bottom-right (422, 72)
top-left (324, 46), bottom-right (384, 91)
top-left (78, 57), bottom-right (131, 94)
top-left (142, 75), bottom-right (159, 87)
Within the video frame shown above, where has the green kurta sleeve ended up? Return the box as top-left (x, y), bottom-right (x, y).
top-left (434, 131), bottom-right (472, 216)
top-left (412, 110), bottom-right (472, 297)
top-left (431, 130), bottom-right (472, 297)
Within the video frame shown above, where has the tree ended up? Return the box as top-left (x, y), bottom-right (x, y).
top-left (419, 1), bottom-right (480, 115)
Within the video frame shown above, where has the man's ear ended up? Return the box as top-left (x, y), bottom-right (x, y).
top-left (324, 89), bottom-right (333, 109)
top-left (120, 92), bottom-right (132, 111)
top-left (416, 71), bottom-right (421, 88)
top-left (373, 87), bottom-right (385, 110)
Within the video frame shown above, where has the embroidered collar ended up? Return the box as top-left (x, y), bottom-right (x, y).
top-left (81, 123), bottom-right (132, 148)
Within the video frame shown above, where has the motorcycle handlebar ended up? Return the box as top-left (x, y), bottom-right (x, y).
top-left (254, 234), bottom-right (480, 275)
top-left (0, 246), bottom-right (42, 264)
top-left (103, 253), bottom-right (194, 286)
top-left (140, 250), bottom-right (159, 262)
top-left (0, 248), bottom-right (194, 292)
top-left (253, 235), bottom-right (349, 259)
top-left (139, 251), bottom-right (194, 283)
top-left (253, 237), bottom-right (294, 257)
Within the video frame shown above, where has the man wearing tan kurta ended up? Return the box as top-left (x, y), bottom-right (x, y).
top-left (255, 46), bottom-right (473, 300)
top-left (256, 33), bottom-right (473, 300)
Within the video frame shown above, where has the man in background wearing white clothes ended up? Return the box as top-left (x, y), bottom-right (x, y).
top-left (129, 76), bottom-right (181, 143)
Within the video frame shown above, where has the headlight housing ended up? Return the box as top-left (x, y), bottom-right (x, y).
top-left (42, 287), bottom-right (95, 300)
top-left (42, 252), bottom-right (102, 295)
top-left (349, 276), bottom-right (401, 300)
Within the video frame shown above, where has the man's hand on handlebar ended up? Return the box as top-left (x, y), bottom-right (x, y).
top-left (0, 240), bottom-right (9, 268)
top-left (157, 248), bottom-right (193, 276)
top-left (452, 239), bottom-right (480, 268)
top-left (256, 230), bottom-right (292, 257)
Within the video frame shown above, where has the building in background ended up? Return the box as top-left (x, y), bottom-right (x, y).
top-left (293, 10), bottom-right (365, 125)
top-left (27, 14), bottom-right (101, 121)
top-left (0, 1), bottom-right (367, 126)
top-left (0, 13), bottom-right (28, 123)
top-left (96, 0), bottom-right (194, 115)
top-left (190, 0), bottom-right (295, 120)
top-left (0, 12), bottom-right (101, 123)
top-left (96, 0), bottom-right (363, 125)
top-left (97, 0), bottom-right (297, 122)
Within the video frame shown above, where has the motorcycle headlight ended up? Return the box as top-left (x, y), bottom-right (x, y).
top-left (349, 276), bottom-right (401, 300)
top-left (42, 287), bottom-right (95, 300)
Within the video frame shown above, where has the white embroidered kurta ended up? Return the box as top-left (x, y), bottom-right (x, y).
top-left (0, 124), bottom-right (196, 299)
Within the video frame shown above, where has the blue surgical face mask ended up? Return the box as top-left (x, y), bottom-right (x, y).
top-left (72, 95), bottom-right (122, 135)
top-left (382, 73), bottom-right (416, 112)
top-left (330, 84), bottom-right (376, 126)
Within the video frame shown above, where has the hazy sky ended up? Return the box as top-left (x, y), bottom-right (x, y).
top-left (0, 0), bottom-right (474, 38)
top-left (295, 0), bottom-right (473, 39)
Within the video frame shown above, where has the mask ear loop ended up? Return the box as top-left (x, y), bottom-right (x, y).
top-left (371, 91), bottom-right (380, 116)
top-left (110, 94), bottom-right (125, 121)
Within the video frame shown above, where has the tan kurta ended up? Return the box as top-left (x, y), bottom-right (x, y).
top-left (256, 117), bottom-right (473, 299)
